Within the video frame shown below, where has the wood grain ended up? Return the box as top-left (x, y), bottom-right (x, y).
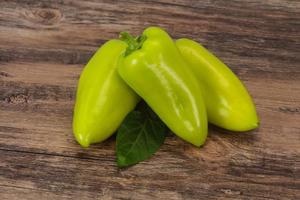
top-left (0, 0), bottom-right (299, 199)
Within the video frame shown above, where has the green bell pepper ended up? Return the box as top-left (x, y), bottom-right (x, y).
top-left (118, 27), bottom-right (208, 147)
top-left (176, 38), bottom-right (259, 131)
top-left (73, 40), bottom-right (140, 147)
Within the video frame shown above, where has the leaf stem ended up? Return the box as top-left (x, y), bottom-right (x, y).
top-left (119, 32), bottom-right (147, 56)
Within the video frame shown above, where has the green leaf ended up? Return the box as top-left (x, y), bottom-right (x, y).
top-left (116, 104), bottom-right (167, 168)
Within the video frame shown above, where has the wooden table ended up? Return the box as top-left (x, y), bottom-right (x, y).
top-left (0, 0), bottom-right (299, 199)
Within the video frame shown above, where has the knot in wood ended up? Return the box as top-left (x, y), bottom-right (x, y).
top-left (5, 94), bottom-right (28, 104)
top-left (25, 8), bottom-right (62, 26)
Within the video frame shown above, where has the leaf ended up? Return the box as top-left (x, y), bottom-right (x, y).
top-left (116, 104), bottom-right (167, 168)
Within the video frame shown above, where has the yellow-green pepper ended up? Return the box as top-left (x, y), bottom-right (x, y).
top-left (73, 40), bottom-right (140, 147)
top-left (118, 27), bottom-right (208, 147)
top-left (176, 38), bottom-right (259, 131)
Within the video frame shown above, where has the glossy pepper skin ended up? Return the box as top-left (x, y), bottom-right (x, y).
top-left (176, 38), bottom-right (259, 131)
top-left (73, 40), bottom-right (140, 147)
top-left (118, 27), bottom-right (208, 147)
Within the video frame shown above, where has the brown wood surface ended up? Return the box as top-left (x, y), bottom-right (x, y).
top-left (0, 0), bottom-right (299, 199)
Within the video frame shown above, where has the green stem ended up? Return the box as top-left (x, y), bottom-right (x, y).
top-left (119, 32), bottom-right (147, 56)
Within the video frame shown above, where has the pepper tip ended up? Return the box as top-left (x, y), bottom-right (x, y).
top-left (75, 133), bottom-right (90, 148)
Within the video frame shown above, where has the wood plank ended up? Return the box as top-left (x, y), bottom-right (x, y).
top-left (0, 147), bottom-right (299, 200)
top-left (0, 74), bottom-right (299, 154)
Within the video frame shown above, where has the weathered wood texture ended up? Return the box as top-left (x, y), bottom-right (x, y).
top-left (0, 0), bottom-right (299, 199)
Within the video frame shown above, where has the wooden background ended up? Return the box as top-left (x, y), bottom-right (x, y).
top-left (0, 0), bottom-right (299, 199)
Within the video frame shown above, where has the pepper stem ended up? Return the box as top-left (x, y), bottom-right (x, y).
top-left (119, 32), bottom-right (147, 56)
